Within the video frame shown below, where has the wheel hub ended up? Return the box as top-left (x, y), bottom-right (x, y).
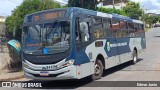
top-left (133, 56), bottom-right (137, 62)
top-left (95, 64), bottom-right (101, 75)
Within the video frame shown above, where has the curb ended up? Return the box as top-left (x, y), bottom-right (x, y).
top-left (0, 73), bottom-right (24, 81)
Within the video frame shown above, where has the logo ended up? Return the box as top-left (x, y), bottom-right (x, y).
top-left (2, 82), bottom-right (11, 87)
top-left (107, 42), bottom-right (110, 51)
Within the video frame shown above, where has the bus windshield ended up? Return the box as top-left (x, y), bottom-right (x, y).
top-left (24, 21), bottom-right (70, 54)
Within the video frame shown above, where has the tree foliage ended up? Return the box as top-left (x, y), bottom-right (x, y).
top-left (5, 0), bottom-right (61, 40)
top-left (68, 0), bottom-right (101, 10)
top-left (123, 1), bottom-right (143, 19)
top-left (145, 15), bottom-right (159, 27)
top-left (97, 7), bottom-right (126, 15)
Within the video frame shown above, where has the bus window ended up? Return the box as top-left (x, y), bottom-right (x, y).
top-left (43, 21), bottom-right (70, 47)
top-left (91, 16), bottom-right (105, 39)
top-left (111, 19), bottom-right (120, 29)
top-left (79, 22), bottom-right (90, 41)
top-left (75, 16), bottom-right (91, 42)
top-left (93, 17), bottom-right (102, 25)
top-left (139, 24), bottom-right (144, 30)
top-left (134, 23), bottom-right (139, 37)
top-left (137, 24), bottom-right (144, 37)
top-left (111, 19), bottom-right (122, 38)
top-left (134, 23), bottom-right (139, 31)
top-left (120, 21), bottom-right (128, 37)
top-left (128, 23), bottom-right (135, 37)
top-left (120, 21), bottom-right (127, 29)
top-left (128, 23), bottom-right (134, 30)
top-left (103, 19), bottom-right (111, 28)
top-left (103, 19), bottom-right (112, 37)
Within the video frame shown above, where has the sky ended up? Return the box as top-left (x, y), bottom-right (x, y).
top-left (0, 0), bottom-right (160, 16)
top-left (130, 0), bottom-right (160, 14)
top-left (0, 0), bottom-right (23, 16)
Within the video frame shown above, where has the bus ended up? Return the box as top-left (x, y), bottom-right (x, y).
top-left (22, 7), bottom-right (146, 80)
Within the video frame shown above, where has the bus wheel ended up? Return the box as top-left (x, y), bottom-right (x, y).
top-left (132, 50), bottom-right (138, 64)
top-left (92, 60), bottom-right (104, 80)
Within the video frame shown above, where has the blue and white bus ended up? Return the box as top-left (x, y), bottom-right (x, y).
top-left (22, 7), bottom-right (146, 80)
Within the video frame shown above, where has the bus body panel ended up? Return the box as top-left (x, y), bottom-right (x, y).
top-left (22, 7), bottom-right (146, 80)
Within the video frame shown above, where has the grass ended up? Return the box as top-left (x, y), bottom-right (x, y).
top-left (145, 28), bottom-right (150, 32)
top-left (19, 69), bottom-right (24, 74)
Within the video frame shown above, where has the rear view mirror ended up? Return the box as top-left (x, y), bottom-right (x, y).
top-left (7, 39), bottom-right (21, 55)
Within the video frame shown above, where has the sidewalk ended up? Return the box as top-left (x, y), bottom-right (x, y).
top-left (0, 69), bottom-right (24, 81)
top-left (0, 45), bottom-right (24, 81)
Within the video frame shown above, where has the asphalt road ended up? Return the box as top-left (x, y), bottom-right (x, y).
top-left (1, 28), bottom-right (160, 90)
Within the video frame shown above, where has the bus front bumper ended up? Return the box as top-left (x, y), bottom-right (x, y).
top-left (23, 62), bottom-right (77, 80)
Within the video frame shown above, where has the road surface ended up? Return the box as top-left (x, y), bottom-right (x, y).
top-left (1, 28), bottom-right (160, 90)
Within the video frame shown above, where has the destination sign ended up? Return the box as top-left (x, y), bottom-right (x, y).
top-left (44, 11), bottom-right (66, 20)
top-left (34, 15), bottom-right (40, 21)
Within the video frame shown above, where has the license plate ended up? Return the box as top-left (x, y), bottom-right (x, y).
top-left (40, 71), bottom-right (49, 76)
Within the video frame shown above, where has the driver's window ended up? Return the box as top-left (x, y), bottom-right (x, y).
top-left (75, 16), bottom-right (90, 42)
top-left (80, 22), bottom-right (89, 41)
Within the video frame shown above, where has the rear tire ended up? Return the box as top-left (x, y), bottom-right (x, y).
top-left (91, 60), bottom-right (104, 80)
top-left (132, 50), bottom-right (138, 64)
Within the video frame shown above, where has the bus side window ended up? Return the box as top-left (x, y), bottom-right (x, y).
top-left (103, 19), bottom-right (112, 37)
top-left (111, 19), bottom-right (121, 38)
top-left (79, 22), bottom-right (90, 41)
top-left (91, 16), bottom-right (105, 39)
top-left (75, 16), bottom-right (90, 42)
top-left (120, 21), bottom-right (128, 37)
top-left (134, 23), bottom-right (139, 37)
top-left (128, 23), bottom-right (135, 37)
top-left (138, 24), bottom-right (145, 37)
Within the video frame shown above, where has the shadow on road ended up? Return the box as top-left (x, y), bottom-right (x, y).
top-left (154, 36), bottom-right (160, 38)
top-left (23, 58), bottom-right (143, 89)
top-left (103, 58), bottom-right (143, 76)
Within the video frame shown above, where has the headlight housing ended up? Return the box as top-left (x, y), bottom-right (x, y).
top-left (62, 60), bottom-right (74, 67)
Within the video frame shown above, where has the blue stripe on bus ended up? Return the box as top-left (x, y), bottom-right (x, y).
top-left (74, 48), bottom-right (90, 65)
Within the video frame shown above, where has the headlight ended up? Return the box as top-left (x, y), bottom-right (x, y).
top-left (62, 60), bottom-right (74, 67)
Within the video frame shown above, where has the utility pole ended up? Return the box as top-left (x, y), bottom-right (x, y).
top-left (112, 0), bottom-right (115, 8)
top-left (101, 0), bottom-right (103, 7)
top-left (121, 0), bottom-right (123, 9)
top-left (142, 5), bottom-right (148, 28)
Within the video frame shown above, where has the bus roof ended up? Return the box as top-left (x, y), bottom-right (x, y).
top-left (24, 7), bottom-right (143, 24)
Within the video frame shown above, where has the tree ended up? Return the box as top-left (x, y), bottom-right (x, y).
top-left (5, 0), bottom-right (61, 40)
top-left (96, 7), bottom-right (126, 15)
top-left (123, 1), bottom-right (143, 19)
top-left (158, 16), bottom-right (160, 23)
top-left (147, 15), bottom-right (159, 27)
top-left (68, 0), bottom-right (101, 10)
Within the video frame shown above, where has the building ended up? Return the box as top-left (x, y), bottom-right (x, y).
top-left (54, 0), bottom-right (68, 6)
top-left (97, 0), bottom-right (128, 9)
top-left (0, 16), bottom-right (6, 37)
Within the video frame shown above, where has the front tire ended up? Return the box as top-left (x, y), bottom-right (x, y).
top-left (91, 60), bottom-right (104, 80)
